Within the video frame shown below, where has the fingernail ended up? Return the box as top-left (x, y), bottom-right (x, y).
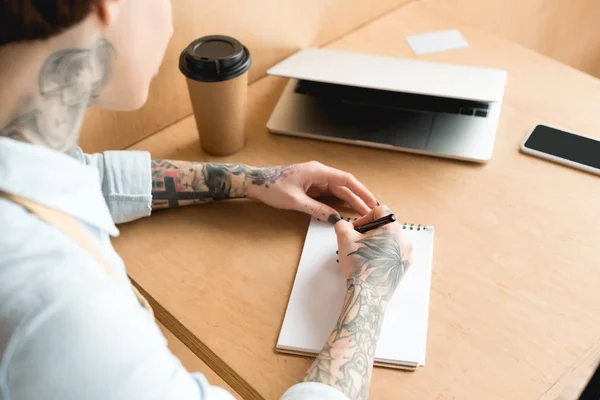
top-left (376, 199), bottom-right (381, 206)
top-left (328, 214), bottom-right (342, 225)
top-left (336, 250), bottom-right (338, 254)
top-left (336, 259), bottom-right (339, 263)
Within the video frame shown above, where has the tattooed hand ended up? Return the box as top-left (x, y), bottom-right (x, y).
top-left (301, 205), bottom-right (413, 400)
top-left (246, 161), bottom-right (377, 222)
top-left (341, 205), bottom-right (414, 301)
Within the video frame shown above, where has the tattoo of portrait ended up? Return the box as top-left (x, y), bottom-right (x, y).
top-left (301, 234), bottom-right (411, 400)
top-left (151, 160), bottom-right (294, 209)
top-left (0, 39), bottom-right (116, 153)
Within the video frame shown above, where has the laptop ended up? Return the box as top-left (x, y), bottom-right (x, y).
top-left (267, 48), bottom-right (508, 163)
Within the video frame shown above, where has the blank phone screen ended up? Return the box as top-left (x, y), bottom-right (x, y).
top-left (524, 125), bottom-right (600, 169)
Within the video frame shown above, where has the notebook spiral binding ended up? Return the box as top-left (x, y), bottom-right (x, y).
top-left (402, 223), bottom-right (432, 231)
top-left (343, 218), bottom-right (432, 231)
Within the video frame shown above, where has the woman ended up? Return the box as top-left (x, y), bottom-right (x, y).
top-left (0, 1), bottom-right (413, 399)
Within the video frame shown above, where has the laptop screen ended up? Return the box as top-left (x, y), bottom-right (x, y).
top-left (268, 48), bottom-right (507, 103)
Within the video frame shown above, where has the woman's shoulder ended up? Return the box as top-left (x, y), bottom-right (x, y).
top-left (0, 197), bottom-right (91, 272)
top-left (0, 197), bottom-right (123, 365)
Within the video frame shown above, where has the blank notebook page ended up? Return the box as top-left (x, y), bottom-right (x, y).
top-left (277, 218), bottom-right (434, 368)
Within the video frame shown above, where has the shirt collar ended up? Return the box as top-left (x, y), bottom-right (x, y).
top-left (0, 138), bottom-right (119, 237)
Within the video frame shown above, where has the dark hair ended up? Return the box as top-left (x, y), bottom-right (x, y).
top-left (0, 0), bottom-right (101, 46)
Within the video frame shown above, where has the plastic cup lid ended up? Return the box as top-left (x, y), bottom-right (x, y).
top-left (179, 35), bottom-right (252, 82)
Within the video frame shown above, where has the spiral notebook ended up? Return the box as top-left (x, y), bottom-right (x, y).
top-left (277, 218), bottom-right (435, 370)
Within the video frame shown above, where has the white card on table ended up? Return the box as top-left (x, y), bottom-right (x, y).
top-left (406, 29), bottom-right (469, 55)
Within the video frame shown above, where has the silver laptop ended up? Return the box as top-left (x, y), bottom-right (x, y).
top-left (267, 48), bottom-right (508, 163)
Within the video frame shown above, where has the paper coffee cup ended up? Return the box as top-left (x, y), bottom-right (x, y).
top-left (179, 36), bottom-right (252, 156)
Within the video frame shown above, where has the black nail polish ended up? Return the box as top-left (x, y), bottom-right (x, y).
top-left (336, 259), bottom-right (339, 263)
top-left (336, 250), bottom-right (338, 254)
top-left (376, 199), bottom-right (381, 206)
top-left (328, 214), bottom-right (342, 225)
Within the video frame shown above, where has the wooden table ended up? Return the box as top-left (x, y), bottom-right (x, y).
top-left (117, 2), bottom-right (600, 399)
top-left (158, 322), bottom-right (241, 399)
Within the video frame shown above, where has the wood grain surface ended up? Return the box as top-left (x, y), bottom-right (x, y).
top-left (431, 0), bottom-right (600, 79)
top-left (158, 322), bottom-right (242, 399)
top-left (115, 2), bottom-right (600, 399)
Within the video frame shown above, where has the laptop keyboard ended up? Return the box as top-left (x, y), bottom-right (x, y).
top-left (295, 80), bottom-right (490, 118)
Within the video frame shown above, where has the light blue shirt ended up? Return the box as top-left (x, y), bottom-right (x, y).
top-left (0, 138), bottom-right (348, 400)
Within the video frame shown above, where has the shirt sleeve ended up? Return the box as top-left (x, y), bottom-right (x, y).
top-left (280, 383), bottom-right (351, 400)
top-left (75, 148), bottom-right (152, 224)
top-left (1, 274), bottom-right (236, 400)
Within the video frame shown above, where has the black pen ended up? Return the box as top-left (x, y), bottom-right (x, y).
top-left (355, 214), bottom-right (397, 234)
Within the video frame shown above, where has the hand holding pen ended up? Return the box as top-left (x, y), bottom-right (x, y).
top-left (354, 213), bottom-right (397, 233)
top-left (332, 204), bottom-right (414, 289)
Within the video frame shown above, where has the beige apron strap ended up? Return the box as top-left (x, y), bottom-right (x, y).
top-left (0, 191), bottom-right (153, 317)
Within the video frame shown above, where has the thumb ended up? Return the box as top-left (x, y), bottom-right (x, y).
top-left (334, 218), bottom-right (355, 235)
top-left (334, 219), bottom-right (360, 245)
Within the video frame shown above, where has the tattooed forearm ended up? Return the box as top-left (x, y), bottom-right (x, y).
top-left (0, 39), bottom-right (115, 153)
top-left (302, 282), bottom-right (385, 399)
top-left (301, 234), bottom-right (412, 400)
top-left (151, 159), bottom-right (293, 209)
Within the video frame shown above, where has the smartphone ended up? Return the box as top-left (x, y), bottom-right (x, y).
top-left (521, 124), bottom-right (600, 176)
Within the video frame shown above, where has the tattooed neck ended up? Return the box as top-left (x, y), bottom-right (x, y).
top-left (0, 39), bottom-right (115, 154)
